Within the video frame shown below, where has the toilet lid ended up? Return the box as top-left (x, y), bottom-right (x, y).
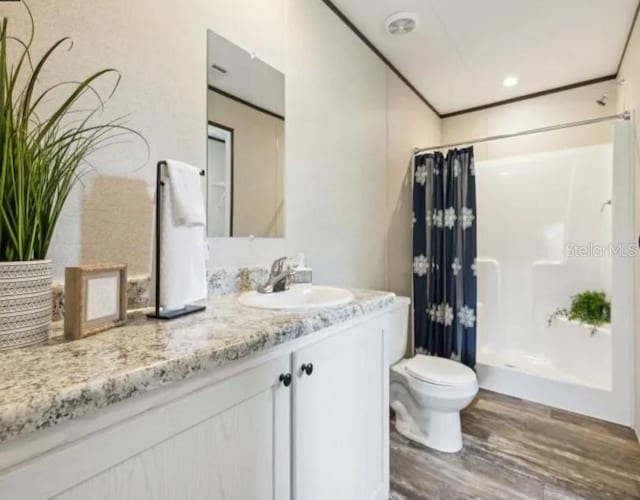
top-left (405, 355), bottom-right (476, 386)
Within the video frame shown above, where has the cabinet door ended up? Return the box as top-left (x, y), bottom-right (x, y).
top-left (293, 319), bottom-right (387, 500)
top-left (13, 355), bottom-right (292, 500)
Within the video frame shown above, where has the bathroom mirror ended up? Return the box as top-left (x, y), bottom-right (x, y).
top-left (206, 30), bottom-right (285, 238)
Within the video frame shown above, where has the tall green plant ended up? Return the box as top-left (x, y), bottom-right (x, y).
top-left (0, 8), bottom-right (142, 261)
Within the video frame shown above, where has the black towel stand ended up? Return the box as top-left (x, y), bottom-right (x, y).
top-left (147, 161), bottom-right (207, 320)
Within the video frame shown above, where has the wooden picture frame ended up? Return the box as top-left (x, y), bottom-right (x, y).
top-left (64, 264), bottom-right (127, 340)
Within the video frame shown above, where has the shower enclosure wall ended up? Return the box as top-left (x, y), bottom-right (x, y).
top-left (473, 121), bottom-right (634, 425)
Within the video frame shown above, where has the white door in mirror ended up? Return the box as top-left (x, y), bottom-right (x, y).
top-left (238, 285), bottom-right (354, 310)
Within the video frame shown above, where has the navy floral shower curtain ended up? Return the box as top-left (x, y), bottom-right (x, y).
top-left (413, 147), bottom-right (477, 368)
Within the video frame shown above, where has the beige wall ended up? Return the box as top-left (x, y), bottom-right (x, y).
top-left (285, 0), bottom-right (441, 290)
top-left (285, 0), bottom-right (387, 289)
top-left (0, 0), bottom-right (287, 280)
top-left (208, 91), bottom-right (284, 238)
top-left (442, 80), bottom-right (618, 160)
top-left (386, 72), bottom-right (441, 298)
top-left (617, 18), bottom-right (640, 438)
top-left (1, 0), bottom-right (439, 290)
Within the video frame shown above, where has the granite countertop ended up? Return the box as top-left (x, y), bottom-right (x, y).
top-left (0, 289), bottom-right (395, 445)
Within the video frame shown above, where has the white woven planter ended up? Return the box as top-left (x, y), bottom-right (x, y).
top-left (0, 260), bottom-right (52, 351)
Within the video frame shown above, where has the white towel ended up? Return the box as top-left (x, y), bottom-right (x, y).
top-left (165, 159), bottom-right (206, 226)
top-left (152, 160), bottom-right (208, 311)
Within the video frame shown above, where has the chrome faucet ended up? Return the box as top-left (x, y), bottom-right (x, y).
top-left (258, 257), bottom-right (297, 294)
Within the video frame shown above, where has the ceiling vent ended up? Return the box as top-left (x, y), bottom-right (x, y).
top-left (385, 12), bottom-right (419, 36)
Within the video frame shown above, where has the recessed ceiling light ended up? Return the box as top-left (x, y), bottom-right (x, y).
top-left (385, 12), bottom-right (420, 35)
top-left (503, 75), bottom-right (519, 88)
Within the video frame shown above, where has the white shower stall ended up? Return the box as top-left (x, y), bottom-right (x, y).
top-left (473, 121), bottom-right (634, 425)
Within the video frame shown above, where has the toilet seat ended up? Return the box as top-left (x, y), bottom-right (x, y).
top-left (404, 354), bottom-right (476, 387)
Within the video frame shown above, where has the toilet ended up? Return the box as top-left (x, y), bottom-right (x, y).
top-left (388, 298), bottom-right (479, 453)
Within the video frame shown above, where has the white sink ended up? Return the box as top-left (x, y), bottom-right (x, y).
top-left (238, 285), bottom-right (354, 310)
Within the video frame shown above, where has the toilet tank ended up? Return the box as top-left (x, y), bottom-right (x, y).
top-left (388, 296), bottom-right (410, 365)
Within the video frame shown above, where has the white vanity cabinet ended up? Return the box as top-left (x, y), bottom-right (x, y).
top-left (0, 355), bottom-right (292, 500)
top-left (292, 320), bottom-right (388, 500)
top-left (0, 312), bottom-right (390, 500)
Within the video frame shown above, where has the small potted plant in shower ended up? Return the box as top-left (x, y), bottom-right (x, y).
top-left (547, 290), bottom-right (611, 335)
top-left (0, 8), bottom-right (143, 350)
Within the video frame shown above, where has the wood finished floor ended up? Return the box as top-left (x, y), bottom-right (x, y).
top-left (390, 390), bottom-right (640, 500)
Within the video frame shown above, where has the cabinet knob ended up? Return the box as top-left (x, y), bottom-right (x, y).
top-left (279, 373), bottom-right (292, 387)
top-left (300, 363), bottom-right (314, 376)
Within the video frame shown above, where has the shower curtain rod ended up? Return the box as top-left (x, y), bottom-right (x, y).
top-left (413, 110), bottom-right (631, 155)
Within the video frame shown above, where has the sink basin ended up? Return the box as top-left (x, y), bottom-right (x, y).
top-left (238, 285), bottom-right (354, 310)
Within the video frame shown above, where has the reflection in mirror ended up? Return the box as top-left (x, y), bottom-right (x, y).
top-left (207, 30), bottom-right (285, 238)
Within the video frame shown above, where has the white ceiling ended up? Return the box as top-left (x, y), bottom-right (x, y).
top-left (331, 0), bottom-right (639, 115)
top-left (207, 31), bottom-right (285, 116)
